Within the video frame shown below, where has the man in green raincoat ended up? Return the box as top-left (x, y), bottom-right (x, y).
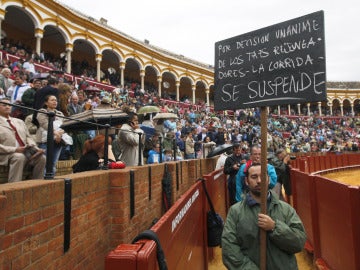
top-left (222, 163), bottom-right (306, 269)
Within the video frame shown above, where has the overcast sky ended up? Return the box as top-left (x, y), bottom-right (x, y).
top-left (59, 0), bottom-right (359, 82)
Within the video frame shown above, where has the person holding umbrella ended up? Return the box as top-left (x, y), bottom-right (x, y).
top-left (117, 107), bottom-right (145, 166)
top-left (222, 163), bottom-right (306, 269)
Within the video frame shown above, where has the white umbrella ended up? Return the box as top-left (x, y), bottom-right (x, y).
top-left (153, 112), bottom-right (179, 120)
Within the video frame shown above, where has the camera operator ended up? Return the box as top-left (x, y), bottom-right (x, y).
top-left (223, 143), bottom-right (247, 205)
top-left (269, 148), bottom-right (293, 202)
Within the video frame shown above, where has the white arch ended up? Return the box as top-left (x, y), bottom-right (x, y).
top-left (100, 46), bottom-right (124, 62)
top-left (42, 22), bottom-right (71, 44)
top-left (2, 3), bottom-right (41, 29)
top-left (195, 79), bottom-right (209, 89)
top-left (144, 63), bottom-right (160, 76)
top-left (124, 55), bottom-right (143, 70)
top-left (71, 36), bottom-right (100, 55)
top-left (161, 69), bottom-right (178, 81)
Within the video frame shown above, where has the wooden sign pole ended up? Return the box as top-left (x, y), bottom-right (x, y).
top-left (260, 106), bottom-right (268, 270)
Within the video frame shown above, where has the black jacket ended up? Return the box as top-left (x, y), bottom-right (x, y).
top-left (223, 154), bottom-right (245, 179)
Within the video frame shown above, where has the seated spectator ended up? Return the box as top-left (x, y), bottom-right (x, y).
top-left (0, 68), bottom-right (14, 98)
top-left (201, 136), bottom-right (216, 158)
top-left (0, 98), bottom-right (45, 182)
top-left (21, 79), bottom-right (42, 117)
top-left (119, 86), bottom-right (128, 103)
top-left (7, 72), bottom-right (31, 120)
top-left (22, 57), bottom-right (37, 79)
top-left (72, 134), bottom-right (115, 173)
top-left (67, 93), bottom-right (83, 116)
top-left (76, 90), bottom-right (87, 108)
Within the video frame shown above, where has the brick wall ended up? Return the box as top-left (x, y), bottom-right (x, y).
top-left (0, 160), bottom-right (78, 184)
top-left (0, 158), bottom-right (217, 270)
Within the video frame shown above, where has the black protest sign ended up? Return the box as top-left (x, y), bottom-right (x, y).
top-left (214, 10), bottom-right (326, 111)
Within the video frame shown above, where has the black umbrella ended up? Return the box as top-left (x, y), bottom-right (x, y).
top-left (61, 108), bottom-right (129, 131)
top-left (207, 143), bottom-right (233, 158)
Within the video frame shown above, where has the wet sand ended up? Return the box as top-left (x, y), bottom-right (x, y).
top-left (322, 169), bottom-right (360, 186)
top-left (208, 247), bottom-right (315, 270)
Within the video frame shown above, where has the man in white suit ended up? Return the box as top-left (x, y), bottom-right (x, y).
top-left (0, 98), bottom-right (45, 182)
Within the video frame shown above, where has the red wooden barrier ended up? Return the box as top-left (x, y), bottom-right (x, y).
top-left (106, 242), bottom-right (155, 269)
top-left (291, 169), bottom-right (316, 252)
top-left (314, 155), bottom-right (321, 172)
top-left (203, 168), bottom-right (228, 220)
top-left (105, 180), bottom-right (207, 269)
top-left (329, 154), bottom-right (338, 168)
top-left (335, 154), bottom-right (343, 167)
top-left (312, 176), bottom-right (360, 270)
top-left (324, 155), bottom-right (331, 170)
top-left (342, 154), bottom-right (349, 166)
top-left (298, 157), bottom-right (308, 173)
top-left (308, 156), bottom-right (315, 173)
top-left (318, 155), bottom-right (326, 171)
top-left (105, 169), bottom-right (228, 270)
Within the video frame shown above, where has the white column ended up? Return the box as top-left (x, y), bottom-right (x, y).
top-left (288, 104), bottom-right (291, 115)
top-left (351, 103), bottom-right (354, 116)
top-left (318, 102), bottom-right (322, 116)
top-left (176, 81), bottom-right (180, 101)
top-left (297, 104), bottom-right (301, 115)
top-left (192, 85), bottom-right (196, 104)
top-left (157, 76), bottom-right (162, 97)
top-left (277, 105), bottom-right (281, 116)
top-left (307, 103), bottom-right (311, 116)
top-left (95, 54), bottom-right (102, 82)
top-left (329, 105), bottom-right (333, 116)
top-left (205, 89), bottom-right (210, 106)
top-left (119, 63), bottom-right (125, 86)
top-left (0, 10), bottom-right (5, 42)
top-left (140, 70), bottom-right (145, 90)
top-left (340, 105), bottom-right (344, 116)
top-left (65, 43), bottom-right (73, 74)
top-left (34, 28), bottom-right (44, 55)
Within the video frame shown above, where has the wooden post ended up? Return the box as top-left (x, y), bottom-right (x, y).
top-left (260, 106), bottom-right (268, 270)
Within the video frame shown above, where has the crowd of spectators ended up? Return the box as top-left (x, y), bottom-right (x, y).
top-left (0, 39), bottom-right (359, 183)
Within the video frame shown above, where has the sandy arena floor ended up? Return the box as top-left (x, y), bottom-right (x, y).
top-left (322, 169), bottom-right (360, 186)
top-left (208, 247), bottom-right (315, 270)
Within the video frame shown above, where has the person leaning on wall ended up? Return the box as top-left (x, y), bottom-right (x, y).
top-left (72, 134), bottom-right (115, 173)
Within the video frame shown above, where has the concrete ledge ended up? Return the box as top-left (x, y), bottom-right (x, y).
top-left (0, 160), bottom-right (78, 184)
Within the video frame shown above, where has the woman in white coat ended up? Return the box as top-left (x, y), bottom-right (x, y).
top-left (117, 109), bottom-right (145, 166)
